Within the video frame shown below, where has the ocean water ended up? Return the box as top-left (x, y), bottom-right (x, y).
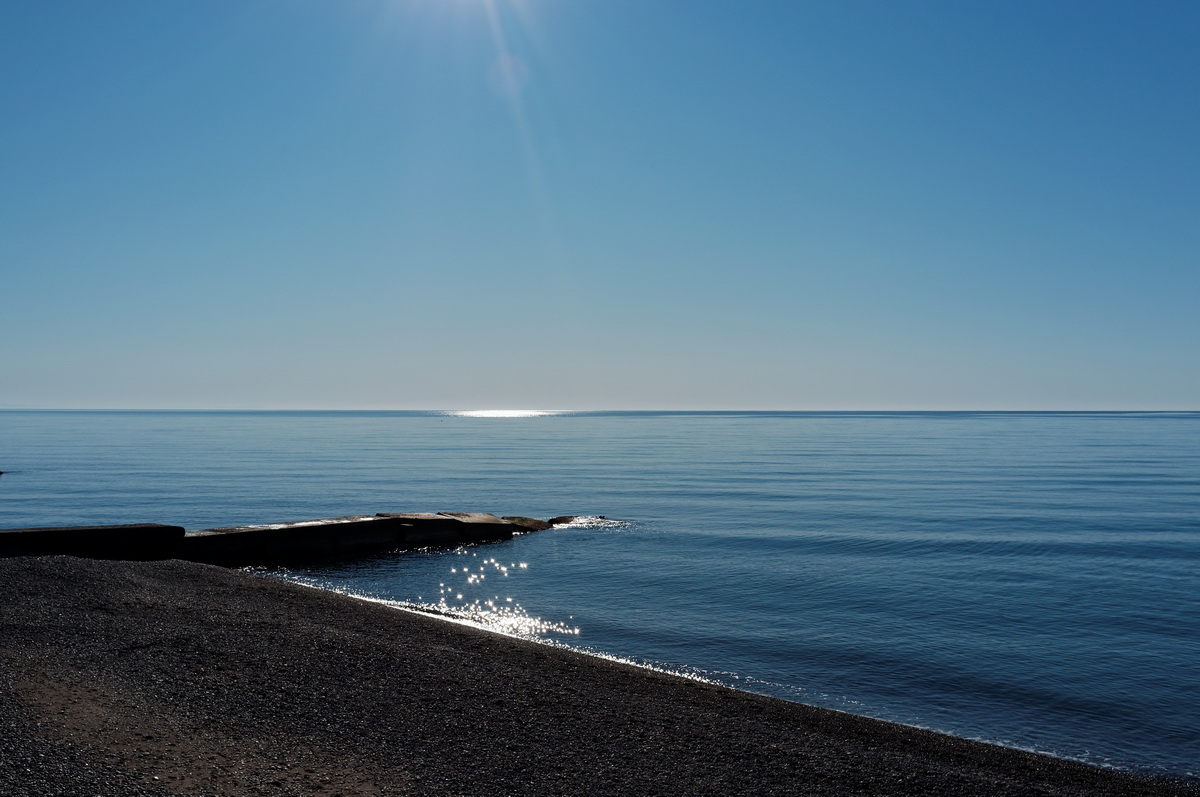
top-left (1, 410), bottom-right (1197, 781)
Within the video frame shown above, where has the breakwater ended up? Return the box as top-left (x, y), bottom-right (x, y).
top-left (0, 513), bottom-right (572, 565)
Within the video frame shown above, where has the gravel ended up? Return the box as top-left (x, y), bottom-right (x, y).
top-left (1, 556), bottom-right (1195, 797)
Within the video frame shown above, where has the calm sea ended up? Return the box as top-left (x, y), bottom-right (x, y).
top-left (1, 410), bottom-right (1197, 781)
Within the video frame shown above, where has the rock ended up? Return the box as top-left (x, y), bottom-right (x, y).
top-left (435, 513), bottom-right (516, 543)
top-left (1, 511), bottom-right (564, 565)
top-left (0, 523), bottom-right (185, 559)
top-left (501, 517), bottom-right (553, 532)
top-left (376, 513), bottom-right (469, 547)
top-left (181, 516), bottom-right (402, 564)
top-left (547, 516), bottom-right (580, 526)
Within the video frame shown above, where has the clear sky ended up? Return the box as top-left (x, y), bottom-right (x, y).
top-left (2, 0), bottom-right (1196, 410)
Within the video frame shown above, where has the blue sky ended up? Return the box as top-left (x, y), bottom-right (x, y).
top-left (2, 0), bottom-right (1196, 410)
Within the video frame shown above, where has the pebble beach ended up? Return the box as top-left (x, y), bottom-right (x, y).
top-left (1, 556), bottom-right (1195, 796)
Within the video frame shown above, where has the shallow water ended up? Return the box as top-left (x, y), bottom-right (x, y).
top-left (2, 410), bottom-right (1197, 781)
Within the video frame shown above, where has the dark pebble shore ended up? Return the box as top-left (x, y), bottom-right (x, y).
top-left (1, 557), bottom-right (1195, 797)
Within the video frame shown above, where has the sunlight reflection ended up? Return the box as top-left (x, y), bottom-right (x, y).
top-left (267, 518), bottom-right (632, 644)
top-left (416, 549), bottom-right (581, 638)
top-left (446, 410), bottom-right (564, 418)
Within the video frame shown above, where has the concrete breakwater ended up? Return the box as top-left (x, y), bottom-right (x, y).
top-left (0, 512), bottom-right (576, 565)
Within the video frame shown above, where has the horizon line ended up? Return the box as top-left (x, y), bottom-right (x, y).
top-left (1, 407), bottom-right (1197, 414)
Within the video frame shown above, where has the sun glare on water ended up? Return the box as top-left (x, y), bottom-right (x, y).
top-left (448, 410), bottom-right (559, 418)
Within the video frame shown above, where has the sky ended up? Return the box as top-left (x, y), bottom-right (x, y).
top-left (1, 0), bottom-right (1197, 410)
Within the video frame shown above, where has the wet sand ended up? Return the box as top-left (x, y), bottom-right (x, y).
top-left (1, 556), bottom-right (1195, 796)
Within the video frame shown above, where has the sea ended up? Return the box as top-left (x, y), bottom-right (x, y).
top-left (1, 409), bottom-right (1197, 782)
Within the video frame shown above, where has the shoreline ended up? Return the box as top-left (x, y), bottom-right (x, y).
top-left (292, 580), bottom-right (1182, 780)
top-left (2, 556), bottom-right (1196, 796)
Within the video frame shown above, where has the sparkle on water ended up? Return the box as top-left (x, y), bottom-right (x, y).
top-left (363, 516), bottom-right (626, 635)
top-left (264, 522), bottom-right (633, 640)
top-left (263, 517), bottom-right (731, 690)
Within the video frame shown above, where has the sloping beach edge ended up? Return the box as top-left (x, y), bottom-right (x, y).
top-left (1, 556), bottom-right (1195, 797)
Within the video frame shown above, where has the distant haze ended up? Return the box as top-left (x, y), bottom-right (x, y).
top-left (2, 0), bottom-right (1196, 410)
